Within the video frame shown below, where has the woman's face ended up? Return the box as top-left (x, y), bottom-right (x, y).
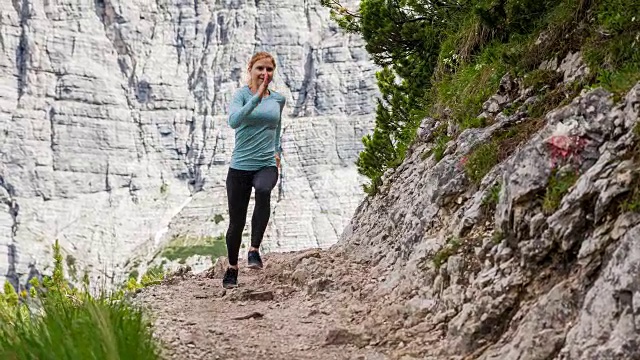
top-left (250, 58), bottom-right (275, 87)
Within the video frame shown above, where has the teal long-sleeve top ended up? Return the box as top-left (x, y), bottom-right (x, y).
top-left (227, 85), bottom-right (286, 171)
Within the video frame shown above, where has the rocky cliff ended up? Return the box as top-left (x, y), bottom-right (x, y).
top-left (0, 0), bottom-right (377, 289)
top-left (329, 65), bottom-right (640, 359)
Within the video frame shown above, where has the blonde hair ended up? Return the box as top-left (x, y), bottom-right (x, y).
top-left (247, 51), bottom-right (277, 87)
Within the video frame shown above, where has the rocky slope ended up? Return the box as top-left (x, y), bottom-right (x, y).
top-left (0, 0), bottom-right (377, 289)
top-left (139, 57), bottom-right (640, 359)
top-left (331, 70), bottom-right (640, 359)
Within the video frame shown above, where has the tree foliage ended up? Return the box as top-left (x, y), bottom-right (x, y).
top-left (322, 0), bottom-right (462, 193)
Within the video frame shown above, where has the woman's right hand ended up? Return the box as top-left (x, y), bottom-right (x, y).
top-left (258, 73), bottom-right (271, 98)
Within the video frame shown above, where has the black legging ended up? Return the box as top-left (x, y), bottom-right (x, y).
top-left (225, 166), bottom-right (279, 266)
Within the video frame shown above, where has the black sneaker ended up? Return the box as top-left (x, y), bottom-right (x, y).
top-left (247, 250), bottom-right (263, 269)
top-left (222, 267), bottom-right (238, 289)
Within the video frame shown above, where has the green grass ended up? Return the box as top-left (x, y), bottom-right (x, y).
top-left (0, 240), bottom-right (162, 360)
top-left (492, 230), bottom-right (504, 245)
top-left (483, 182), bottom-right (501, 207)
top-left (544, 0), bottom-right (640, 99)
top-left (522, 69), bottom-right (564, 92)
top-left (542, 168), bottom-right (580, 214)
top-left (432, 236), bottom-right (462, 269)
top-left (464, 117), bottom-right (546, 185)
top-left (432, 133), bottom-right (452, 161)
top-left (433, 0), bottom-right (640, 137)
top-left (160, 234), bottom-right (227, 262)
top-left (431, 48), bottom-right (507, 129)
top-left (464, 142), bottom-right (499, 185)
top-left (0, 294), bottom-right (160, 360)
top-left (421, 123), bottom-right (451, 162)
top-left (162, 244), bottom-right (226, 261)
top-left (620, 184), bottom-right (640, 213)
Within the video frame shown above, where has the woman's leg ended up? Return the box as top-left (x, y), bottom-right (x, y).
top-left (225, 168), bottom-right (253, 268)
top-left (250, 166), bottom-right (279, 250)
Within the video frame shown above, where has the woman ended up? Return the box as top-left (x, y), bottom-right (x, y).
top-left (222, 51), bottom-right (286, 289)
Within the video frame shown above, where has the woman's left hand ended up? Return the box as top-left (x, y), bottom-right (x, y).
top-left (275, 154), bottom-right (281, 168)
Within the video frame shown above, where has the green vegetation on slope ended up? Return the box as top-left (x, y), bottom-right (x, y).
top-left (321, 0), bottom-right (640, 195)
top-left (160, 234), bottom-right (227, 264)
top-left (0, 241), bottom-right (162, 360)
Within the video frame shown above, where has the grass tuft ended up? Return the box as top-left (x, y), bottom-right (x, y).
top-left (542, 168), bottom-right (580, 214)
top-left (464, 117), bottom-right (546, 185)
top-left (433, 236), bottom-right (462, 269)
top-left (483, 182), bottom-right (501, 208)
top-left (464, 142), bottom-right (500, 185)
top-left (0, 240), bottom-right (162, 360)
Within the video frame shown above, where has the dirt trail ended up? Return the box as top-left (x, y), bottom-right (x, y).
top-left (136, 250), bottom-right (392, 360)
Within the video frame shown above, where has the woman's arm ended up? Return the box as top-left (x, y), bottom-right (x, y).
top-left (228, 89), bottom-right (261, 129)
top-left (274, 98), bottom-right (285, 158)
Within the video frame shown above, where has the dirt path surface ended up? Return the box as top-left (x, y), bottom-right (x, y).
top-left (136, 250), bottom-right (392, 360)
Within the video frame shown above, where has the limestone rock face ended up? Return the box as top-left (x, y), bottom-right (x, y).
top-left (0, 0), bottom-right (377, 288)
top-left (328, 76), bottom-right (640, 358)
